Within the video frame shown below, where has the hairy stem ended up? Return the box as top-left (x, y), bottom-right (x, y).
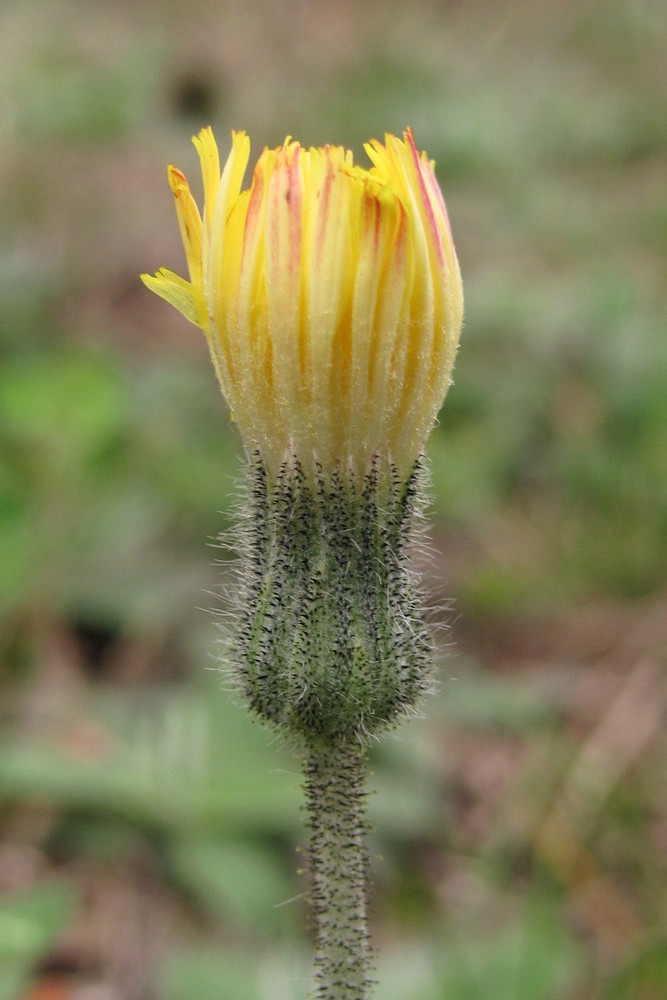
top-left (303, 742), bottom-right (372, 1000)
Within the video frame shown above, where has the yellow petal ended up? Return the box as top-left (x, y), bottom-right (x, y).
top-left (192, 126), bottom-right (220, 232)
top-left (140, 269), bottom-right (203, 327)
top-left (168, 165), bottom-right (203, 292)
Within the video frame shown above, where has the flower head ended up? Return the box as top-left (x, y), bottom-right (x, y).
top-left (142, 128), bottom-right (463, 483)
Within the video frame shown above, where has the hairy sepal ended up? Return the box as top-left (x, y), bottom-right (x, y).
top-left (231, 452), bottom-right (432, 744)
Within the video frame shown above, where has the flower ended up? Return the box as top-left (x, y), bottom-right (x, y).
top-left (142, 128), bottom-right (463, 483)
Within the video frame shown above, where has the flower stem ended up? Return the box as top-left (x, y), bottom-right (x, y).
top-left (303, 741), bottom-right (372, 1000)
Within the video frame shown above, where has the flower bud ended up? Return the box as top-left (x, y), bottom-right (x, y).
top-left (142, 129), bottom-right (463, 742)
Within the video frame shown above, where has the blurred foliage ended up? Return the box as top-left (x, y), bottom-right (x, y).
top-left (1, 0), bottom-right (666, 997)
top-left (0, 881), bottom-right (78, 1000)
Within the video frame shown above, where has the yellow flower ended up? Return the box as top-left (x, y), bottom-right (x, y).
top-left (142, 128), bottom-right (463, 483)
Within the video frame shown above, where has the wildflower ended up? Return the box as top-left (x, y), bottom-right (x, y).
top-left (143, 128), bottom-right (464, 1000)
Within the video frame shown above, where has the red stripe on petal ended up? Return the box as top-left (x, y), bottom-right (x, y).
top-left (404, 128), bottom-right (445, 267)
top-left (242, 165), bottom-right (265, 269)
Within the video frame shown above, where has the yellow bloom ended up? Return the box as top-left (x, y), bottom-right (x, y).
top-left (142, 128), bottom-right (463, 482)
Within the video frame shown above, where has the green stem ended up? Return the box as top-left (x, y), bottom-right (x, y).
top-left (303, 742), bottom-right (372, 1000)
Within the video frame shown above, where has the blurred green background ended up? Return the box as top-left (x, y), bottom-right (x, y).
top-left (1, 0), bottom-right (666, 997)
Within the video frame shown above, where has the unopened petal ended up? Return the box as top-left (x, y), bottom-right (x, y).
top-left (143, 128), bottom-right (463, 486)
